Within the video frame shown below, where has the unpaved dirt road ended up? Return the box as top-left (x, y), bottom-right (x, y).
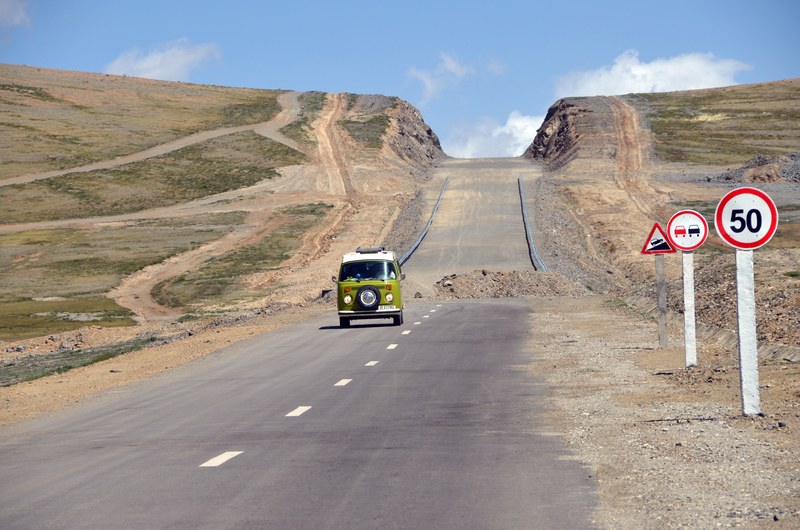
top-left (4, 92), bottom-right (305, 187)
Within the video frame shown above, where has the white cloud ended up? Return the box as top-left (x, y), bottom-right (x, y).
top-left (408, 52), bottom-right (475, 104)
top-left (0, 0), bottom-right (30, 27)
top-left (555, 49), bottom-right (751, 98)
top-left (444, 111), bottom-right (544, 158)
top-left (105, 38), bottom-right (221, 82)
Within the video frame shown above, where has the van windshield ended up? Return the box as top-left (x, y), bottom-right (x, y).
top-left (340, 260), bottom-right (396, 281)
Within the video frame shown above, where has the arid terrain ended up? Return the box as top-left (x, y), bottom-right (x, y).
top-left (1, 65), bottom-right (799, 527)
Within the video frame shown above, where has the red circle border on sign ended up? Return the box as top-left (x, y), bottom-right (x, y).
top-left (667, 210), bottom-right (708, 252)
top-left (714, 187), bottom-right (779, 250)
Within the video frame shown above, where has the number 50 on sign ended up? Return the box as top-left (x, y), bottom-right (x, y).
top-left (715, 187), bottom-right (779, 250)
top-left (714, 187), bottom-right (778, 416)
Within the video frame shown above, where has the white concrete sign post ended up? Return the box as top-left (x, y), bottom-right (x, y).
top-left (714, 187), bottom-right (779, 416)
top-left (667, 210), bottom-right (709, 368)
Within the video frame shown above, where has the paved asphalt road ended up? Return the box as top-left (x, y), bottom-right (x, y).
top-left (0, 300), bottom-right (596, 528)
top-left (402, 157), bottom-right (543, 289)
top-left (0, 158), bottom-right (597, 528)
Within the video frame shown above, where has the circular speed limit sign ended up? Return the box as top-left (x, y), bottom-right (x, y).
top-left (715, 187), bottom-right (778, 250)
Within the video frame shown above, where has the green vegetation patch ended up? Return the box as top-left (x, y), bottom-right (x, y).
top-left (153, 203), bottom-right (333, 307)
top-left (0, 132), bottom-right (306, 223)
top-left (0, 214), bottom-right (245, 300)
top-left (0, 83), bottom-right (60, 103)
top-left (0, 334), bottom-right (162, 386)
top-left (339, 115), bottom-right (391, 148)
top-left (218, 93), bottom-right (281, 127)
top-left (0, 213), bottom-right (246, 338)
top-left (637, 80), bottom-right (800, 166)
top-left (0, 297), bottom-right (135, 341)
top-left (279, 91), bottom-right (327, 145)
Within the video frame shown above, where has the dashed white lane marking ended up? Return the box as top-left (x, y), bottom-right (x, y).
top-left (335, 379), bottom-right (352, 386)
top-left (387, 344), bottom-right (398, 350)
top-left (365, 361), bottom-right (379, 367)
top-left (423, 315), bottom-right (430, 319)
top-left (402, 330), bottom-right (411, 335)
top-left (413, 321), bottom-right (422, 325)
top-left (200, 451), bottom-right (243, 467)
top-left (286, 406), bottom-right (312, 417)
top-left (429, 309), bottom-right (437, 313)
top-left (436, 304), bottom-right (442, 307)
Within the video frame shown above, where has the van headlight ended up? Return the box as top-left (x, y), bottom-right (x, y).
top-left (385, 292), bottom-right (394, 303)
top-left (343, 294), bottom-right (353, 305)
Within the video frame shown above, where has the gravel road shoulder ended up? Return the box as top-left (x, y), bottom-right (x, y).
top-left (529, 295), bottom-right (800, 528)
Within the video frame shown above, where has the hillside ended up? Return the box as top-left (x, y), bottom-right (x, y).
top-left (524, 81), bottom-right (800, 349)
top-left (2, 67), bottom-right (799, 380)
top-left (0, 64), bottom-right (445, 342)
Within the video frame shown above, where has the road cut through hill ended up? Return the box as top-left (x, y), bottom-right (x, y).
top-left (401, 157), bottom-right (544, 294)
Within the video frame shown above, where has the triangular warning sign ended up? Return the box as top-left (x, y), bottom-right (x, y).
top-left (641, 223), bottom-right (676, 255)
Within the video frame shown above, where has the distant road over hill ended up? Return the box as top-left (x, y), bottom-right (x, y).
top-left (403, 157), bottom-right (543, 290)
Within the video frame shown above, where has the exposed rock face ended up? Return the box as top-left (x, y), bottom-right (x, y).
top-left (522, 99), bottom-right (585, 167)
top-left (523, 97), bottom-right (628, 170)
top-left (385, 99), bottom-right (446, 166)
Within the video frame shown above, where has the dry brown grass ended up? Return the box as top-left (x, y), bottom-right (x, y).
top-left (0, 64), bottom-right (282, 179)
top-left (638, 78), bottom-right (800, 166)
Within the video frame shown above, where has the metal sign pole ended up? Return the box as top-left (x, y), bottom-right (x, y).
top-left (735, 249), bottom-right (761, 416)
top-left (682, 251), bottom-right (697, 367)
top-left (655, 254), bottom-right (668, 348)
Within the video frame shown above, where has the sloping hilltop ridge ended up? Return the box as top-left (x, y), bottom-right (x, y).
top-left (526, 78), bottom-right (800, 167)
top-left (0, 64), bottom-right (446, 340)
top-left (523, 79), bottom-right (800, 349)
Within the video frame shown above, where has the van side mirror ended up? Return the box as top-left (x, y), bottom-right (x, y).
top-left (331, 275), bottom-right (337, 283)
top-left (400, 273), bottom-right (406, 280)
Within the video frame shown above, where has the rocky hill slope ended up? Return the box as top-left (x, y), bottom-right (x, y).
top-left (522, 81), bottom-right (800, 350)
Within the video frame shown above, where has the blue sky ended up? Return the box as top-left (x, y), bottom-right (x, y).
top-left (1, 0), bottom-right (798, 158)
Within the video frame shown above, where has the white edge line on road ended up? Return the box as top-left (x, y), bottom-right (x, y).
top-left (365, 361), bottom-right (379, 367)
top-left (200, 451), bottom-right (243, 468)
top-left (402, 330), bottom-right (411, 335)
top-left (335, 379), bottom-right (352, 386)
top-left (286, 406), bottom-right (312, 417)
top-left (387, 344), bottom-right (398, 350)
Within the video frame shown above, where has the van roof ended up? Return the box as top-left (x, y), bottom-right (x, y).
top-left (342, 247), bottom-right (396, 264)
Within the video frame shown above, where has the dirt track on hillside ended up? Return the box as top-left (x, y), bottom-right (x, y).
top-left (609, 96), bottom-right (658, 216)
top-left (3, 92), bottom-right (362, 322)
top-left (108, 92), bottom-right (358, 320)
